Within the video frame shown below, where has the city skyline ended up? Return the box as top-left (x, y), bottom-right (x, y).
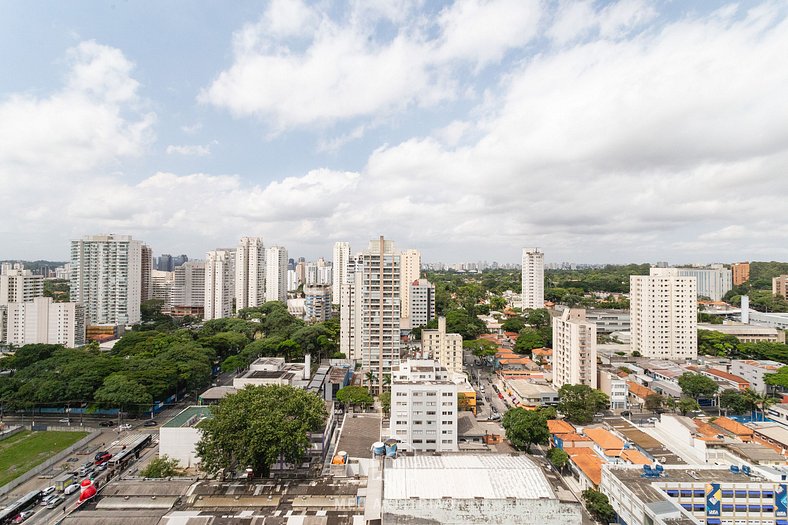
top-left (2, 1), bottom-right (788, 263)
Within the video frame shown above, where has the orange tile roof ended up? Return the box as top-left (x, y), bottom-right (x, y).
top-left (617, 371), bottom-right (629, 378)
top-left (621, 449), bottom-right (651, 465)
top-left (504, 331), bottom-right (519, 338)
top-left (692, 419), bottom-right (723, 439)
top-left (627, 381), bottom-right (657, 400)
top-left (564, 447), bottom-right (596, 456)
top-left (532, 348), bottom-right (553, 356)
top-left (561, 432), bottom-right (592, 443)
top-left (548, 419), bottom-right (575, 435)
top-left (714, 417), bottom-right (754, 438)
top-left (584, 427), bottom-right (625, 451)
top-left (704, 369), bottom-right (750, 387)
top-left (571, 454), bottom-right (604, 486)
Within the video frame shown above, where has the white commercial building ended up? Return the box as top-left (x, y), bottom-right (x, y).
top-left (70, 234), bottom-right (142, 325)
top-left (382, 455), bottom-right (582, 525)
top-left (409, 278), bottom-right (435, 330)
top-left (0, 268), bottom-right (44, 305)
top-left (731, 360), bottom-right (784, 394)
top-left (204, 249), bottom-right (235, 320)
top-left (399, 248), bottom-right (421, 326)
top-left (552, 308), bottom-right (597, 389)
top-left (0, 297), bottom-right (86, 348)
top-left (676, 265), bottom-right (732, 301)
top-left (340, 237), bottom-right (401, 393)
top-left (521, 248), bottom-right (544, 310)
top-left (630, 268), bottom-right (697, 359)
top-left (332, 242), bottom-right (351, 305)
top-left (159, 406), bottom-right (213, 468)
top-left (265, 246), bottom-right (288, 302)
top-left (421, 317), bottom-right (463, 374)
top-left (235, 236), bottom-right (266, 310)
top-left (390, 360), bottom-right (458, 452)
top-left (150, 270), bottom-right (174, 305)
top-left (171, 260), bottom-right (205, 308)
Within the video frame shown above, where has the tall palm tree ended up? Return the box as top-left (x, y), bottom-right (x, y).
top-left (365, 371), bottom-right (378, 392)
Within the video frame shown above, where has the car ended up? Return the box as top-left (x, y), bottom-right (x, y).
top-left (84, 460), bottom-right (95, 468)
top-left (58, 418), bottom-right (71, 424)
top-left (94, 452), bottom-right (112, 465)
top-left (94, 451), bottom-right (109, 461)
top-left (97, 462), bottom-right (109, 471)
top-left (98, 421), bottom-right (114, 427)
top-left (647, 417), bottom-right (659, 423)
top-left (40, 494), bottom-right (57, 506)
top-left (117, 423), bottom-right (132, 431)
top-left (78, 466), bottom-right (94, 477)
top-left (64, 483), bottom-right (80, 495)
top-left (594, 412), bottom-right (605, 418)
top-left (41, 485), bottom-right (57, 497)
top-left (143, 420), bottom-right (158, 427)
top-left (14, 510), bottom-right (34, 523)
top-left (621, 410), bottom-right (632, 417)
top-left (46, 495), bottom-right (65, 509)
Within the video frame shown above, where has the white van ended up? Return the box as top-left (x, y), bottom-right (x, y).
top-left (64, 484), bottom-right (80, 495)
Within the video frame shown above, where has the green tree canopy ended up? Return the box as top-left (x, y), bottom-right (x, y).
top-left (463, 339), bottom-right (498, 357)
top-left (94, 374), bottom-right (153, 413)
top-left (501, 407), bottom-right (550, 453)
top-left (719, 389), bottom-right (755, 415)
top-left (525, 308), bottom-right (551, 329)
top-left (677, 373), bottom-right (719, 399)
top-left (677, 397), bottom-right (701, 416)
top-left (141, 455), bottom-right (182, 478)
top-left (644, 393), bottom-right (665, 412)
top-left (582, 489), bottom-right (616, 523)
top-left (336, 386), bottom-right (374, 408)
top-left (514, 328), bottom-right (547, 355)
top-left (196, 385), bottom-right (327, 477)
top-left (501, 317), bottom-right (526, 333)
top-left (557, 384), bottom-right (609, 424)
top-left (547, 447), bottom-right (569, 470)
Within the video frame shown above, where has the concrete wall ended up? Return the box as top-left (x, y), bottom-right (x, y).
top-left (383, 497), bottom-right (581, 525)
top-left (159, 426), bottom-right (201, 467)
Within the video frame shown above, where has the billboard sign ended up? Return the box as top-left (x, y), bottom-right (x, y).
top-left (705, 483), bottom-right (721, 517)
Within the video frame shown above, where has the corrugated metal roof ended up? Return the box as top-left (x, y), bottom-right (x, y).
top-left (384, 455), bottom-right (554, 500)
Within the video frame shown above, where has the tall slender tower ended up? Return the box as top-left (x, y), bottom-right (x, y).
top-left (265, 246), bottom-right (288, 302)
top-left (400, 249), bottom-right (421, 328)
top-left (340, 236), bottom-right (400, 394)
top-left (204, 249), bottom-right (235, 320)
top-left (235, 237), bottom-right (265, 310)
top-left (70, 234), bottom-right (142, 325)
top-left (521, 248), bottom-right (544, 310)
top-left (332, 242), bottom-right (351, 306)
top-left (140, 244), bottom-right (153, 302)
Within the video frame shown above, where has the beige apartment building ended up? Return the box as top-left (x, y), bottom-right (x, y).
top-left (552, 308), bottom-right (597, 389)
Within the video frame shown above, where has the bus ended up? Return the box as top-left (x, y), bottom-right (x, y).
top-left (0, 490), bottom-right (41, 524)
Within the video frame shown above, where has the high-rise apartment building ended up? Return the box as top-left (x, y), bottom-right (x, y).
top-left (675, 265), bottom-right (731, 301)
top-left (731, 262), bottom-right (750, 286)
top-left (332, 242), bottom-right (351, 306)
top-left (204, 249), bottom-right (235, 320)
top-left (389, 359), bottom-right (458, 452)
top-left (171, 261), bottom-right (205, 308)
top-left (340, 237), bottom-right (401, 393)
top-left (552, 309), bottom-right (597, 389)
top-left (157, 254), bottom-right (174, 272)
top-left (141, 244), bottom-right (153, 302)
top-left (0, 268), bottom-right (44, 305)
top-left (304, 284), bottom-right (332, 322)
top-left (773, 275), bottom-right (788, 300)
top-left (421, 316), bottom-right (463, 374)
top-left (70, 234), bottom-right (142, 325)
top-left (630, 268), bottom-right (697, 359)
top-left (151, 270), bottom-right (175, 305)
top-left (400, 249), bottom-right (422, 326)
top-left (265, 246), bottom-right (288, 302)
top-left (0, 297), bottom-right (86, 348)
top-left (521, 248), bottom-right (544, 310)
top-left (235, 237), bottom-right (266, 310)
top-left (409, 278), bottom-right (435, 329)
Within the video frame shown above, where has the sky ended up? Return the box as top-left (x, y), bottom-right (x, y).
top-left (1, 0), bottom-right (787, 265)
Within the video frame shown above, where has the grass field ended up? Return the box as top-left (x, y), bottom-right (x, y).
top-left (0, 430), bottom-right (89, 487)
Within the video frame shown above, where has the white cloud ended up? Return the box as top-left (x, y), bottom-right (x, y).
top-left (548, 0), bottom-right (657, 45)
top-left (199, 0), bottom-right (541, 131)
top-left (166, 144), bottom-right (212, 157)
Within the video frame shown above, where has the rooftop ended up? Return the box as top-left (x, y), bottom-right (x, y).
top-left (163, 406), bottom-right (213, 428)
top-left (548, 419), bottom-right (576, 435)
top-left (584, 427), bottom-right (625, 451)
top-left (713, 416), bottom-right (754, 438)
top-left (606, 417), bottom-right (685, 465)
top-left (627, 381), bottom-right (657, 399)
top-left (571, 453), bottom-right (604, 486)
top-left (336, 412), bottom-right (381, 459)
top-left (198, 386), bottom-right (237, 400)
top-left (725, 442), bottom-right (786, 463)
top-left (383, 454), bottom-right (555, 500)
top-left (621, 448), bottom-right (652, 465)
top-left (750, 423), bottom-right (788, 446)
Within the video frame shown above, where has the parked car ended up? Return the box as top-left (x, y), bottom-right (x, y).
top-left (98, 421), bottom-right (114, 427)
top-left (58, 418), bottom-right (71, 424)
top-left (41, 485), bottom-right (56, 497)
top-left (64, 483), bottom-right (80, 495)
top-left (117, 423), bottom-right (132, 431)
top-left (143, 420), bottom-right (158, 427)
top-left (46, 495), bottom-right (65, 509)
